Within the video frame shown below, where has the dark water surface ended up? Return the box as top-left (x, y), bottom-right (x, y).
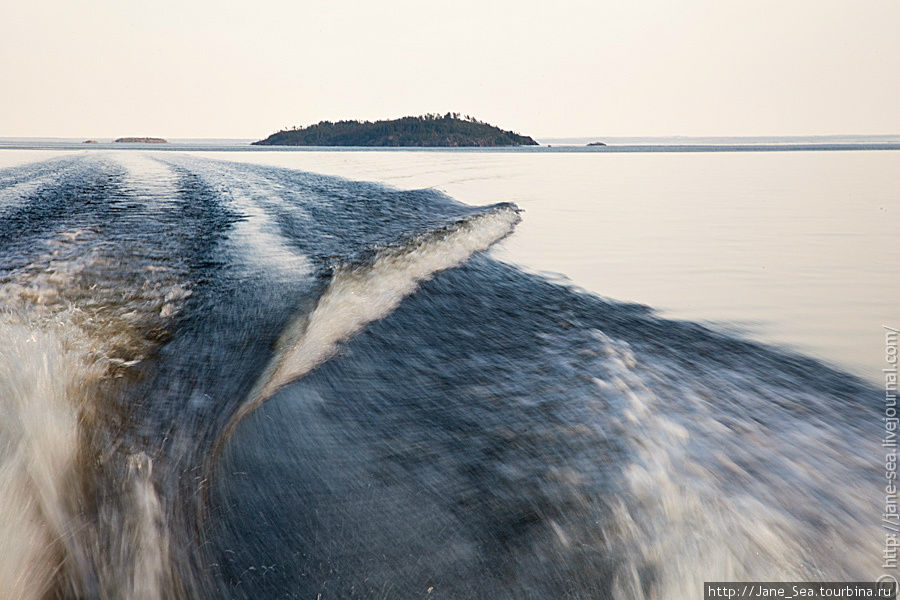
top-left (0, 152), bottom-right (883, 599)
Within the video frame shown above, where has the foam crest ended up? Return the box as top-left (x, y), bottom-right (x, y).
top-left (221, 205), bottom-right (520, 444)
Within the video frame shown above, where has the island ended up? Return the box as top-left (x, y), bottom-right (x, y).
top-left (114, 137), bottom-right (168, 143)
top-left (587, 141), bottom-right (607, 146)
top-left (252, 114), bottom-right (538, 147)
top-left (82, 140), bottom-right (99, 144)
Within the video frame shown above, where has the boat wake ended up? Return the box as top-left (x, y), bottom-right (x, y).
top-left (0, 152), bottom-right (881, 599)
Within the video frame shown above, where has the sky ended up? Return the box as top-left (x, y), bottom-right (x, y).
top-left (2, 0), bottom-right (899, 139)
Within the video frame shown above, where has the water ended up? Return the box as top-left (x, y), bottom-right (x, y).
top-left (189, 148), bottom-right (899, 382)
top-left (0, 147), bottom-right (893, 599)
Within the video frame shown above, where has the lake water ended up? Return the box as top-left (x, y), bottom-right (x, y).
top-left (0, 145), bottom-right (895, 599)
top-left (190, 148), bottom-right (899, 382)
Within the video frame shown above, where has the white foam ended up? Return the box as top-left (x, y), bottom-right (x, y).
top-left (118, 453), bottom-right (170, 600)
top-left (0, 321), bottom-right (96, 599)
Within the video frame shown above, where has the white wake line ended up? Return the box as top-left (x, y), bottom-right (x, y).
top-left (162, 156), bottom-right (314, 277)
top-left (214, 206), bottom-right (520, 451)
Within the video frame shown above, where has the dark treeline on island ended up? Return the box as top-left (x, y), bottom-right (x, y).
top-left (253, 114), bottom-right (538, 147)
top-left (114, 137), bottom-right (168, 143)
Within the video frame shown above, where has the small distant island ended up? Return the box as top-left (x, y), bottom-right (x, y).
top-left (253, 114), bottom-right (538, 147)
top-left (114, 137), bottom-right (168, 143)
top-left (82, 140), bottom-right (99, 144)
top-left (587, 141), bottom-right (607, 146)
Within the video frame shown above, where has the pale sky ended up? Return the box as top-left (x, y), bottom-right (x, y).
top-left (2, 0), bottom-right (899, 139)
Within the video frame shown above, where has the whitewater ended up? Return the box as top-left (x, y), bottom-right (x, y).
top-left (0, 152), bottom-right (882, 599)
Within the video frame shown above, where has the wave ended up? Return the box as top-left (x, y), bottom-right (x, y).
top-left (219, 203), bottom-right (520, 450)
top-left (210, 252), bottom-right (880, 599)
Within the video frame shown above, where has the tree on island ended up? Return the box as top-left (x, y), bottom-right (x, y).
top-left (253, 114), bottom-right (538, 147)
